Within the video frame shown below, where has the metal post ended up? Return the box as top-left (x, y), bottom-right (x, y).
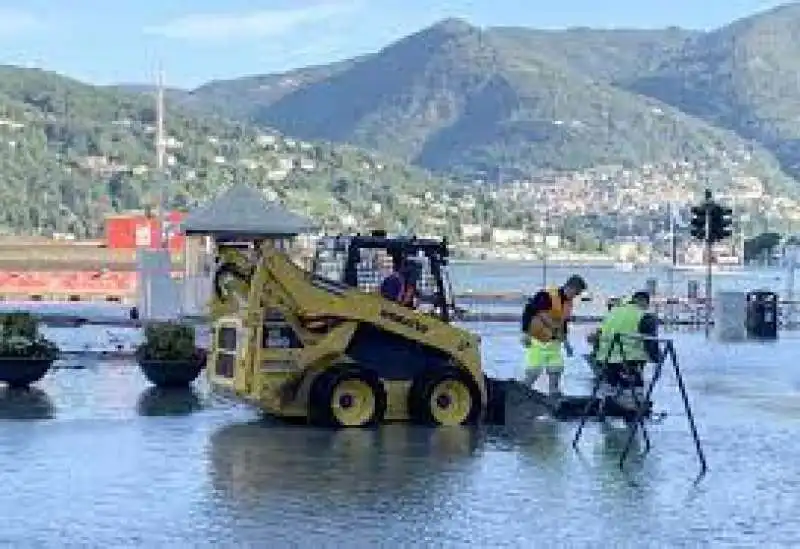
top-left (704, 196), bottom-right (712, 339)
top-left (667, 202), bottom-right (677, 327)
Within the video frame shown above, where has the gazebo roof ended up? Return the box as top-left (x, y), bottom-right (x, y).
top-left (182, 184), bottom-right (317, 237)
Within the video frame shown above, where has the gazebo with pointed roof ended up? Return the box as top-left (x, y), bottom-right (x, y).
top-left (183, 183), bottom-right (317, 239)
top-left (179, 185), bottom-right (319, 311)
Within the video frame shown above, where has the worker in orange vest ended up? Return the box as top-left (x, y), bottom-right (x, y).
top-left (521, 274), bottom-right (587, 397)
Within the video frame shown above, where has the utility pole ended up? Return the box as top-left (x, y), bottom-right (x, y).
top-left (155, 66), bottom-right (167, 250)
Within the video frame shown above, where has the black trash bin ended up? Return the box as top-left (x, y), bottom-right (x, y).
top-left (746, 290), bottom-right (779, 340)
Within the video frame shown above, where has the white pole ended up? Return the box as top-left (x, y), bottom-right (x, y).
top-left (787, 253), bottom-right (796, 328)
top-left (155, 67), bottom-right (167, 250)
top-left (668, 202), bottom-right (676, 326)
top-left (541, 211), bottom-right (548, 288)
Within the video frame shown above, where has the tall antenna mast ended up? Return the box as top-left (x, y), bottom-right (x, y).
top-left (155, 66), bottom-right (167, 249)
top-left (156, 69), bottom-right (165, 171)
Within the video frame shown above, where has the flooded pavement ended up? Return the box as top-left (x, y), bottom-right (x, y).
top-left (0, 323), bottom-right (798, 547)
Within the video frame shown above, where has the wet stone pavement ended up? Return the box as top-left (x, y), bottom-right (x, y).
top-left (0, 323), bottom-right (798, 547)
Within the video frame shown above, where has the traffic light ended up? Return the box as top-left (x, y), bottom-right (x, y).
top-left (717, 205), bottom-right (733, 240)
top-left (689, 204), bottom-right (708, 241)
top-left (707, 204), bottom-right (733, 243)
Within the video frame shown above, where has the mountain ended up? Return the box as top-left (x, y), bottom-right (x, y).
top-left (626, 3), bottom-right (800, 179)
top-left (185, 58), bottom-right (365, 121)
top-left (486, 26), bottom-right (698, 85)
top-left (172, 17), bottom-right (794, 194)
top-left (179, 24), bottom-right (699, 117)
top-left (109, 59), bottom-right (366, 120)
top-left (0, 66), bottom-right (451, 237)
top-left (108, 83), bottom-right (191, 105)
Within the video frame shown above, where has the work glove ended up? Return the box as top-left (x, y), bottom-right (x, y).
top-left (563, 340), bottom-right (574, 358)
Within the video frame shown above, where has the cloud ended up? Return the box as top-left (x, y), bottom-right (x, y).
top-left (144, 1), bottom-right (362, 42)
top-left (0, 9), bottom-right (46, 37)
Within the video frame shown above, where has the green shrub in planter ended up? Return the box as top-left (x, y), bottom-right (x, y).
top-left (0, 312), bottom-right (39, 340)
top-left (136, 321), bottom-right (198, 362)
top-left (0, 335), bottom-right (60, 360)
top-left (0, 312), bottom-right (59, 361)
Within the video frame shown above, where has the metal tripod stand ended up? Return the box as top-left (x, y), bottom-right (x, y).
top-left (572, 333), bottom-right (708, 480)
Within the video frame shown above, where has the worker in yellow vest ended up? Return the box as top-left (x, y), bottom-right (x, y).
top-left (594, 290), bottom-right (660, 408)
top-left (521, 275), bottom-right (587, 397)
top-left (585, 296), bottom-right (626, 375)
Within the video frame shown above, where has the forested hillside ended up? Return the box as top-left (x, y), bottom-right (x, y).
top-left (0, 66), bottom-right (450, 237)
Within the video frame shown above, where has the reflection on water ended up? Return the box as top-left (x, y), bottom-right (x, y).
top-left (599, 421), bottom-right (641, 452)
top-left (207, 421), bottom-right (504, 546)
top-left (136, 386), bottom-right (204, 417)
top-left (500, 417), bottom-right (564, 464)
top-left (596, 421), bottom-right (647, 472)
top-left (0, 387), bottom-right (55, 420)
top-left (209, 422), bottom-right (480, 504)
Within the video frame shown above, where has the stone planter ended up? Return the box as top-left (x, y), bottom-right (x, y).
top-left (0, 357), bottom-right (54, 388)
top-left (0, 386), bottom-right (55, 420)
top-left (137, 350), bottom-right (206, 388)
top-left (136, 386), bottom-right (203, 416)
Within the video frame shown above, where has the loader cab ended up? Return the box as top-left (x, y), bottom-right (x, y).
top-left (311, 231), bottom-right (455, 322)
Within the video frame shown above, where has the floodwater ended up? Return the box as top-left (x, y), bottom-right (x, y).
top-left (0, 322), bottom-right (797, 547)
top-left (0, 264), bottom-right (798, 547)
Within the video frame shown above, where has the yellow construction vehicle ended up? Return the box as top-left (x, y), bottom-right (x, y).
top-left (206, 232), bottom-right (506, 427)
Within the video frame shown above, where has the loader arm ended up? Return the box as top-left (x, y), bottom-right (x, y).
top-left (243, 244), bottom-right (483, 387)
top-left (210, 247), bottom-right (257, 319)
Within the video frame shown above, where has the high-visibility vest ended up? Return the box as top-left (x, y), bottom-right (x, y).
top-left (595, 303), bottom-right (648, 363)
top-left (527, 287), bottom-right (573, 342)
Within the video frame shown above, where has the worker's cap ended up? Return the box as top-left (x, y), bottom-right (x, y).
top-left (565, 274), bottom-right (587, 292)
top-left (630, 290), bottom-right (651, 304)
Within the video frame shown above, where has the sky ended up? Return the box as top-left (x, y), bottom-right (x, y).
top-left (0, 0), bottom-right (789, 89)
